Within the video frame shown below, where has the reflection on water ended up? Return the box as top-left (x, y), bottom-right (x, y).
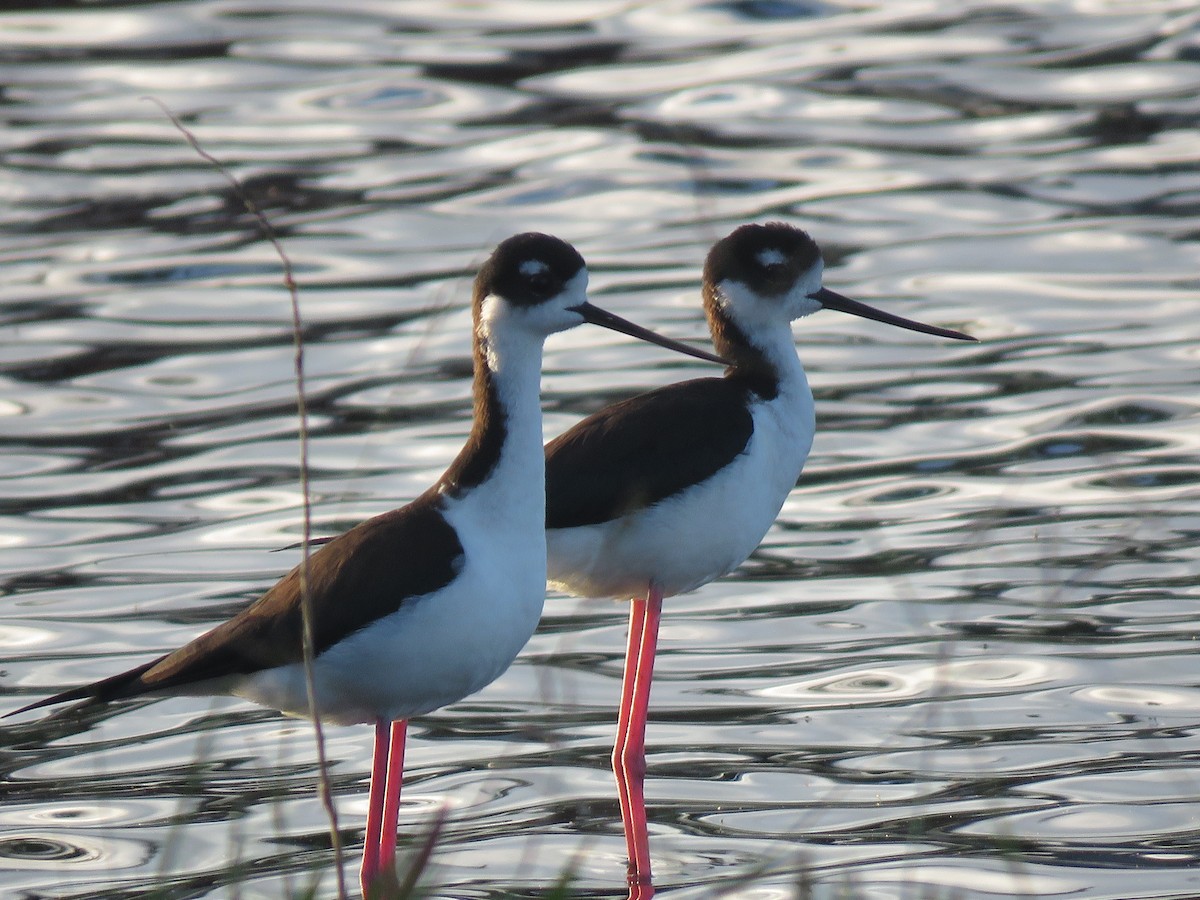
top-left (3, 1), bottom-right (1200, 898)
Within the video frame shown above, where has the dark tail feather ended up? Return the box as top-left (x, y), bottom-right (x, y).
top-left (5, 658), bottom-right (163, 719)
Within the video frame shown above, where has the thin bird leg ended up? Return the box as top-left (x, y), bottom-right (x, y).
top-left (361, 718), bottom-right (391, 895)
top-left (613, 583), bottom-right (663, 899)
top-left (377, 719), bottom-right (409, 874)
top-left (613, 596), bottom-right (647, 858)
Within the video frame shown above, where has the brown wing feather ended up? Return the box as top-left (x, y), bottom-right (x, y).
top-left (8, 492), bottom-right (464, 715)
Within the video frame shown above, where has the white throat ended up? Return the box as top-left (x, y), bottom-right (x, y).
top-left (467, 297), bottom-right (550, 525)
top-left (715, 280), bottom-right (810, 391)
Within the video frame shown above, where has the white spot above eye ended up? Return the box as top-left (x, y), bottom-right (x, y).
top-left (520, 259), bottom-right (549, 277)
top-left (757, 248), bottom-right (786, 267)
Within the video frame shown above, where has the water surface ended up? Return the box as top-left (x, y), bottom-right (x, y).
top-left (2, 1), bottom-right (1200, 898)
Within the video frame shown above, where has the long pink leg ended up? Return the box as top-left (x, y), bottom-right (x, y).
top-left (361, 719), bottom-right (390, 896)
top-left (613, 598), bottom-right (647, 859)
top-left (378, 720), bottom-right (408, 871)
top-left (612, 583), bottom-right (663, 899)
top-left (360, 719), bottom-right (408, 896)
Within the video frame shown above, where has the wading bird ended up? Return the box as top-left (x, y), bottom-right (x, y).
top-left (7, 232), bottom-right (728, 897)
top-left (543, 222), bottom-right (976, 896)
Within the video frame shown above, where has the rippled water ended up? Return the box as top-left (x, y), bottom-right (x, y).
top-left (3, 1), bottom-right (1200, 898)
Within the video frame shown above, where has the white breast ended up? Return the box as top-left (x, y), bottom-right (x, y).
top-left (232, 495), bottom-right (546, 726)
top-left (547, 383), bottom-right (814, 600)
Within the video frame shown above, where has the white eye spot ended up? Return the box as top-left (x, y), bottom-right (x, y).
top-left (520, 259), bottom-right (549, 277)
top-left (757, 248), bottom-right (786, 267)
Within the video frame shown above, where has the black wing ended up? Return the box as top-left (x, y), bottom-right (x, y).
top-left (545, 377), bottom-right (755, 529)
top-left (10, 493), bottom-right (463, 714)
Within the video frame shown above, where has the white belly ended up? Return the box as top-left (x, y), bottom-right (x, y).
top-left (547, 396), bottom-right (812, 600)
top-left (234, 500), bottom-right (547, 726)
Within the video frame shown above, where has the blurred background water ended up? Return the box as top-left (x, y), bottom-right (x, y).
top-left (2, 1), bottom-right (1200, 898)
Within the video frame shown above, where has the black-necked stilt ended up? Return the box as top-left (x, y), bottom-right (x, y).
top-left (543, 222), bottom-right (975, 894)
top-left (6, 232), bottom-right (727, 897)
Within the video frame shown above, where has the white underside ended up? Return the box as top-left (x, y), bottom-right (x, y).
top-left (547, 376), bottom-right (814, 600)
top-left (232, 314), bottom-right (552, 726)
top-left (232, 499), bottom-right (547, 725)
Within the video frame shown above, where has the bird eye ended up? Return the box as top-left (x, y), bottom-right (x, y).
top-left (756, 248), bottom-right (787, 269)
top-left (519, 259), bottom-right (553, 293)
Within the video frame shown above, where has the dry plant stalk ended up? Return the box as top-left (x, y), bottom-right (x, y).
top-left (147, 97), bottom-right (348, 900)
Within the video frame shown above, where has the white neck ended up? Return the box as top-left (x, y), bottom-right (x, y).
top-left (717, 281), bottom-right (812, 397)
top-left (462, 314), bottom-right (548, 531)
top-left (754, 320), bottom-right (809, 395)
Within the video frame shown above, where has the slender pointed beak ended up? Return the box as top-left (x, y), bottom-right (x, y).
top-left (812, 288), bottom-right (977, 342)
top-left (571, 302), bottom-right (731, 365)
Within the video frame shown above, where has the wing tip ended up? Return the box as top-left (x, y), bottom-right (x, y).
top-left (4, 659), bottom-right (161, 721)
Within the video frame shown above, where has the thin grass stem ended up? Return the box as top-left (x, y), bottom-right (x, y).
top-left (146, 97), bottom-right (347, 900)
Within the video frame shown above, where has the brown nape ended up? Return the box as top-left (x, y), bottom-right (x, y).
top-left (702, 281), bottom-right (780, 401)
top-left (439, 323), bottom-right (507, 496)
top-left (438, 256), bottom-right (511, 497)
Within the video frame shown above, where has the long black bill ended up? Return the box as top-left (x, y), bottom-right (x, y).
top-left (812, 288), bottom-right (977, 342)
top-left (573, 302), bottom-right (731, 365)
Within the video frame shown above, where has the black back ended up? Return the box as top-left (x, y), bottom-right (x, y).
top-left (545, 375), bottom-right (758, 529)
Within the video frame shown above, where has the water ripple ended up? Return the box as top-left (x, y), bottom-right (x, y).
top-left (3, 1), bottom-right (1199, 898)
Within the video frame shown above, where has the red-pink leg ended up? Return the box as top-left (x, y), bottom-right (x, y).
top-left (613, 583), bottom-right (663, 899)
top-left (361, 719), bottom-right (391, 896)
top-left (613, 597), bottom-right (647, 857)
top-left (377, 719), bottom-right (408, 872)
